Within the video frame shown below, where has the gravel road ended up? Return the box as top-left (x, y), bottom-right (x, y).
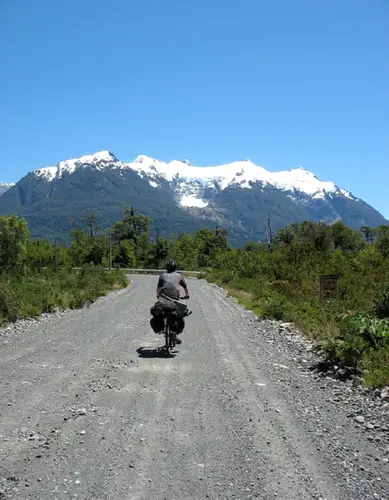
top-left (1, 275), bottom-right (388, 500)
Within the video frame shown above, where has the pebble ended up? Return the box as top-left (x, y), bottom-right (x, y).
top-left (354, 416), bottom-right (365, 424)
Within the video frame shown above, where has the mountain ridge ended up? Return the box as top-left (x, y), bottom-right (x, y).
top-left (31, 150), bottom-right (355, 204)
top-left (0, 151), bottom-right (386, 245)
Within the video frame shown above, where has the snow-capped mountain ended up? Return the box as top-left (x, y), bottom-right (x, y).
top-left (0, 183), bottom-right (14, 197)
top-left (0, 150), bottom-right (386, 244)
top-left (32, 150), bottom-right (357, 210)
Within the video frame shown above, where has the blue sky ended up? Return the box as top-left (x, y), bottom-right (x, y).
top-left (1, 0), bottom-right (388, 216)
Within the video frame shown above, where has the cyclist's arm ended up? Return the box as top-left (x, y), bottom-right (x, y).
top-left (179, 275), bottom-right (189, 298)
top-left (156, 275), bottom-right (164, 298)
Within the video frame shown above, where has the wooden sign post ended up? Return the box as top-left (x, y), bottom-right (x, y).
top-left (319, 274), bottom-right (341, 300)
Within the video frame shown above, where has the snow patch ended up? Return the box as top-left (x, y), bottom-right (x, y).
top-left (180, 195), bottom-right (208, 208)
top-left (340, 189), bottom-right (353, 200)
top-left (33, 166), bottom-right (58, 181)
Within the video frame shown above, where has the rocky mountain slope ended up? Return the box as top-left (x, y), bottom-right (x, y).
top-left (0, 151), bottom-right (386, 244)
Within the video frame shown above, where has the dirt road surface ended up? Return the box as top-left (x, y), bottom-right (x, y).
top-left (1, 276), bottom-right (388, 500)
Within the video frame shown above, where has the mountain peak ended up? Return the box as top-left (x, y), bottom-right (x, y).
top-left (134, 154), bottom-right (155, 164)
top-left (84, 150), bottom-right (117, 162)
top-left (33, 150), bottom-right (121, 181)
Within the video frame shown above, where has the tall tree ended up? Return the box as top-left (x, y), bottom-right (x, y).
top-left (361, 226), bottom-right (375, 243)
top-left (86, 214), bottom-right (100, 238)
top-left (0, 215), bottom-right (29, 273)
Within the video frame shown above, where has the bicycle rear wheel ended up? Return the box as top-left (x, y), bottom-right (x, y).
top-left (164, 322), bottom-right (170, 354)
top-left (169, 328), bottom-right (176, 350)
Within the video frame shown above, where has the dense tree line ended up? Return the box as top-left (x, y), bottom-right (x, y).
top-left (0, 208), bottom-right (228, 272)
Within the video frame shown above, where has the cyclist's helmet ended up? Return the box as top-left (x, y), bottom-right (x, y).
top-left (166, 259), bottom-right (177, 273)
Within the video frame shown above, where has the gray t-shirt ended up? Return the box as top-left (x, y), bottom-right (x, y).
top-left (157, 272), bottom-right (187, 300)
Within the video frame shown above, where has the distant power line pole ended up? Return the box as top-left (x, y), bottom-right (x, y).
top-left (263, 213), bottom-right (274, 253)
top-left (109, 227), bottom-right (112, 270)
top-left (54, 238), bottom-right (58, 270)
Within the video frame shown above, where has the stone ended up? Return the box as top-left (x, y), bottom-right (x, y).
top-left (352, 377), bottom-right (363, 388)
top-left (380, 389), bottom-right (389, 402)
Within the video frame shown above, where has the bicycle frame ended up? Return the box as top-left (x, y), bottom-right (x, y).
top-left (164, 313), bottom-right (177, 354)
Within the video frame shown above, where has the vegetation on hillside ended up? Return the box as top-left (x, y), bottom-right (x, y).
top-left (1, 207), bottom-right (389, 388)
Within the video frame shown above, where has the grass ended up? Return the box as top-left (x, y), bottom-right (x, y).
top-left (0, 264), bottom-right (128, 326)
top-left (363, 346), bottom-right (389, 388)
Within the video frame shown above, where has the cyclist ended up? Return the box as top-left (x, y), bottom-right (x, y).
top-left (150, 260), bottom-right (190, 343)
top-left (156, 259), bottom-right (189, 301)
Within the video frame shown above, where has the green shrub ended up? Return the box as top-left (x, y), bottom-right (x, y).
top-left (363, 345), bottom-right (389, 388)
top-left (323, 314), bottom-right (389, 373)
top-left (69, 290), bottom-right (87, 309)
top-left (0, 282), bottom-right (20, 323)
top-left (107, 270), bottom-right (128, 289)
top-left (56, 292), bottom-right (71, 310)
top-left (262, 296), bottom-right (287, 321)
top-left (373, 284), bottom-right (389, 319)
top-left (325, 335), bottom-right (369, 371)
top-left (20, 304), bottom-right (42, 318)
top-left (341, 314), bottom-right (389, 348)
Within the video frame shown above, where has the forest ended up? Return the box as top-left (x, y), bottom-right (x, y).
top-left (1, 207), bottom-right (389, 388)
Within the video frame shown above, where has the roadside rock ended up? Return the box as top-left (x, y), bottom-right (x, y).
top-left (381, 388), bottom-right (389, 402)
